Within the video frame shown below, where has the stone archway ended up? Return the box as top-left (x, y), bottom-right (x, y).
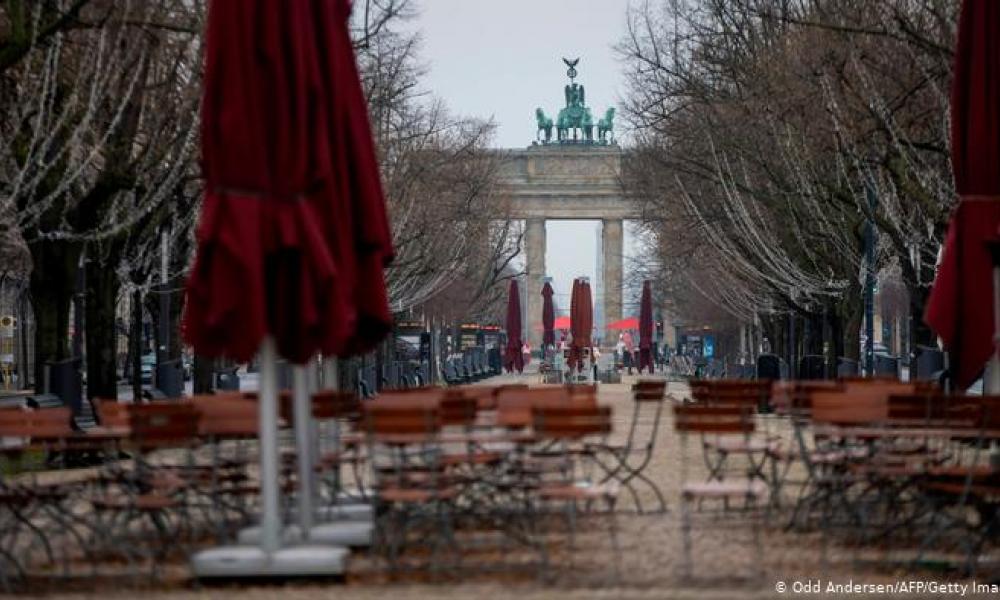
top-left (497, 144), bottom-right (638, 347)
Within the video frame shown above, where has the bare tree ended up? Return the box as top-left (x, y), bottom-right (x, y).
top-left (619, 0), bottom-right (956, 367)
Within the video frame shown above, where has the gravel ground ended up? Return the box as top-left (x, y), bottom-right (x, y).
top-left (19, 373), bottom-right (994, 599)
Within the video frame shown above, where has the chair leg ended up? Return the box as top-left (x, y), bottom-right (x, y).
top-left (607, 496), bottom-right (621, 584)
top-left (681, 495), bottom-right (693, 580)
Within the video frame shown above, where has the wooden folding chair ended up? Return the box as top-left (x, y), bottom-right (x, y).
top-left (363, 403), bottom-right (458, 576)
top-left (689, 380), bottom-right (775, 485)
top-left (531, 403), bottom-right (619, 582)
top-left (0, 407), bottom-right (80, 582)
top-left (589, 380), bottom-right (667, 513)
top-left (674, 403), bottom-right (767, 581)
top-left (87, 402), bottom-right (201, 580)
top-left (911, 397), bottom-right (1000, 576)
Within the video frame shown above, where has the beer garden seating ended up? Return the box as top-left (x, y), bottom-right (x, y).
top-left (4, 374), bottom-right (1000, 587)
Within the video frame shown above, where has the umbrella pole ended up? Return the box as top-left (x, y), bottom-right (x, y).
top-left (293, 364), bottom-right (315, 536)
top-left (988, 265), bottom-right (1000, 394)
top-left (258, 337), bottom-right (282, 553)
top-left (321, 357), bottom-right (343, 503)
top-left (322, 357), bottom-right (339, 390)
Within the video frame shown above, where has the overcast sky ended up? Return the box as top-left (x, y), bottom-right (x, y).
top-left (409, 0), bottom-right (638, 316)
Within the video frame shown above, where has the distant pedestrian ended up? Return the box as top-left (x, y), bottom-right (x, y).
top-left (623, 331), bottom-right (635, 375)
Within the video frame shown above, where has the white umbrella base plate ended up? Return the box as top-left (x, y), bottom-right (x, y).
top-left (239, 521), bottom-right (372, 548)
top-left (190, 544), bottom-right (348, 578)
top-left (286, 502), bottom-right (374, 522)
top-left (190, 545), bottom-right (348, 579)
top-left (314, 502), bottom-right (373, 522)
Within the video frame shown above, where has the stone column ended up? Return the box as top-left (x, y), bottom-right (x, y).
top-left (602, 219), bottom-right (623, 346)
top-left (525, 219), bottom-right (546, 348)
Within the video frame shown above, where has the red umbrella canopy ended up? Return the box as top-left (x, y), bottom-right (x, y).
top-left (607, 317), bottom-right (639, 331)
top-left (505, 279), bottom-right (524, 373)
top-left (541, 281), bottom-right (555, 347)
top-left (925, 0), bottom-right (1000, 389)
top-left (312, 0), bottom-right (394, 356)
top-left (184, 0), bottom-right (393, 364)
top-left (533, 315), bottom-right (571, 331)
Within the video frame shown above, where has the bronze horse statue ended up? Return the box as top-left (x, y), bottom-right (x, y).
top-left (535, 108), bottom-right (553, 143)
top-left (597, 107), bottom-right (615, 143)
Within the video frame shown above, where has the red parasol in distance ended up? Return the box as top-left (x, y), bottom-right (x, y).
top-left (505, 279), bottom-right (524, 374)
top-left (542, 280), bottom-right (556, 348)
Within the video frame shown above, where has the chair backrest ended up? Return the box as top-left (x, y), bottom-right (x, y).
top-left (363, 404), bottom-right (441, 439)
top-left (0, 406), bottom-right (73, 443)
top-left (566, 383), bottom-right (598, 396)
top-left (447, 385), bottom-right (504, 410)
top-left (532, 404), bottom-right (612, 439)
top-left (886, 392), bottom-right (967, 423)
top-left (311, 390), bottom-right (361, 420)
top-left (439, 394), bottom-right (478, 428)
top-left (674, 404), bottom-right (755, 434)
top-left (370, 389), bottom-right (443, 408)
top-left (192, 395), bottom-right (258, 437)
top-left (497, 387), bottom-right (574, 428)
top-left (810, 387), bottom-right (894, 425)
top-left (128, 402), bottom-right (201, 448)
top-left (633, 379), bottom-right (666, 402)
top-left (94, 399), bottom-right (130, 429)
top-left (690, 379), bottom-right (769, 407)
top-left (769, 380), bottom-right (843, 415)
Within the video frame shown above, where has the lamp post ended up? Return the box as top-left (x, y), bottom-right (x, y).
top-left (864, 182), bottom-right (877, 376)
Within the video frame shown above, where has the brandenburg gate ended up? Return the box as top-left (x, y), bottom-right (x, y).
top-left (496, 59), bottom-right (640, 347)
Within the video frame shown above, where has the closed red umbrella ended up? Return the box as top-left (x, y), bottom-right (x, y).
top-left (568, 279), bottom-right (581, 371)
top-left (313, 0), bottom-right (394, 356)
top-left (184, 0), bottom-right (393, 363)
top-left (581, 279), bottom-right (593, 348)
top-left (638, 280), bottom-right (654, 373)
top-left (542, 280), bottom-right (555, 348)
top-left (505, 279), bottom-right (524, 373)
top-left (570, 278), bottom-right (593, 372)
top-left (925, 0), bottom-right (1000, 390)
top-left (185, 0), bottom-right (393, 567)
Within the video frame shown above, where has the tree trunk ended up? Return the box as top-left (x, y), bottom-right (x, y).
top-left (842, 301), bottom-right (863, 363)
top-left (29, 240), bottom-right (80, 392)
top-left (85, 252), bottom-right (120, 399)
top-left (826, 305), bottom-right (843, 376)
top-left (909, 284), bottom-right (936, 363)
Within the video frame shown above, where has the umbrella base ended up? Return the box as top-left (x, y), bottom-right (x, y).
top-left (190, 544), bottom-right (348, 579)
top-left (312, 502), bottom-right (373, 522)
top-left (282, 500), bottom-right (373, 522)
top-left (239, 521), bottom-right (372, 548)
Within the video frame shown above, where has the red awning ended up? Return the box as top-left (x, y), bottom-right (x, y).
top-left (606, 317), bottom-right (639, 331)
